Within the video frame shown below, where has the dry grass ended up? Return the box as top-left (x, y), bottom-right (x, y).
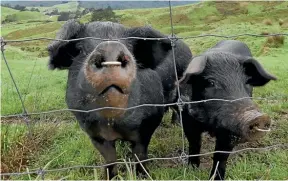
top-left (0, 123), bottom-right (57, 180)
top-left (278, 19), bottom-right (284, 26)
top-left (215, 1), bottom-right (248, 16)
top-left (264, 35), bottom-right (285, 48)
top-left (279, 18), bottom-right (288, 28)
top-left (259, 46), bottom-right (270, 55)
top-left (263, 19), bottom-right (273, 26)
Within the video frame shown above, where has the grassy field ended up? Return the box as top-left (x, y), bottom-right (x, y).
top-left (1, 1), bottom-right (288, 180)
top-left (29, 1), bottom-right (82, 14)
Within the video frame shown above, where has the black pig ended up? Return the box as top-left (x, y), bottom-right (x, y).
top-left (178, 40), bottom-right (277, 180)
top-left (47, 20), bottom-right (192, 179)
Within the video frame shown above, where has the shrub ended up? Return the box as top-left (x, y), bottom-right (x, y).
top-left (3, 14), bottom-right (17, 23)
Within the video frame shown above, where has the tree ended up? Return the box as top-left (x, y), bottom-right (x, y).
top-left (91, 6), bottom-right (118, 22)
top-left (14, 5), bottom-right (26, 11)
top-left (2, 3), bottom-right (12, 8)
top-left (31, 7), bottom-right (40, 12)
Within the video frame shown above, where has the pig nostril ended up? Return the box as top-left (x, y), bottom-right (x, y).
top-left (94, 56), bottom-right (105, 69)
top-left (117, 56), bottom-right (128, 68)
top-left (95, 61), bottom-right (103, 69)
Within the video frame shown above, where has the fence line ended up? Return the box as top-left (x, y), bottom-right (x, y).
top-left (1, 96), bottom-right (285, 119)
top-left (1, 0), bottom-right (288, 179)
top-left (1, 143), bottom-right (286, 177)
top-left (2, 33), bottom-right (288, 44)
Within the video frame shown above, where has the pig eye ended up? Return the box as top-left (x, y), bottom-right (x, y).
top-left (207, 79), bottom-right (216, 87)
top-left (77, 45), bottom-right (86, 56)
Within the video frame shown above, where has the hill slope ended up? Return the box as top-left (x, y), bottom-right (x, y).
top-left (1, 6), bottom-right (19, 19)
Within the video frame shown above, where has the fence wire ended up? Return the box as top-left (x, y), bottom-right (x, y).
top-left (1, 143), bottom-right (287, 177)
top-left (1, 0), bottom-right (288, 179)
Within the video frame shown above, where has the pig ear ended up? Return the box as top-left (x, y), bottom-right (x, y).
top-left (47, 19), bottom-right (82, 70)
top-left (178, 56), bottom-right (207, 84)
top-left (242, 58), bottom-right (277, 86)
top-left (126, 26), bottom-right (172, 69)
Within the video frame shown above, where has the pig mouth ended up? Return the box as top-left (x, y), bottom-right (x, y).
top-left (99, 84), bottom-right (124, 95)
top-left (239, 112), bottom-right (271, 143)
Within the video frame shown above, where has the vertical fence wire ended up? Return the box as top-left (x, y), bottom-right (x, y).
top-left (168, 0), bottom-right (187, 161)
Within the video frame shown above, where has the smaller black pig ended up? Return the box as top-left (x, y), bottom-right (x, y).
top-left (178, 40), bottom-right (277, 180)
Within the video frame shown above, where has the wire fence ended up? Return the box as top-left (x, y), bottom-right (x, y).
top-left (1, 1), bottom-right (288, 179)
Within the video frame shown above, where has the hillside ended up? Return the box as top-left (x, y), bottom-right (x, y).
top-left (1, 1), bottom-right (288, 180)
top-left (1, 6), bottom-right (19, 19)
top-left (31, 1), bottom-right (82, 13)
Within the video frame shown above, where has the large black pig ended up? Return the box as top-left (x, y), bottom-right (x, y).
top-left (178, 40), bottom-right (277, 180)
top-left (47, 20), bottom-right (192, 179)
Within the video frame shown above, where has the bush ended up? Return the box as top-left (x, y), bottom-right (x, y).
top-left (57, 12), bottom-right (71, 21)
top-left (30, 8), bottom-right (40, 12)
top-left (3, 14), bottom-right (17, 23)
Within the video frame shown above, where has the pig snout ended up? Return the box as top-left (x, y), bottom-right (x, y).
top-left (240, 109), bottom-right (271, 142)
top-left (84, 41), bottom-right (137, 119)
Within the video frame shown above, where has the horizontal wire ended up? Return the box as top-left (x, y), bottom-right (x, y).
top-left (1, 33), bottom-right (288, 43)
top-left (1, 143), bottom-right (286, 176)
top-left (1, 96), bottom-right (284, 119)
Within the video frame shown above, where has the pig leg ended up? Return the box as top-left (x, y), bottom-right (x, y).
top-left (91, 137), bottom-right (117, 180)
top-left (182, 111), bottom-right (203, 168)
top-left (209, 134), bottom-right (234, 180)
top-left (131, 141), bottom-right (149, 176)
top-left (187, 129), bottom-right (202, 168)
top-left (132, 114), bottom-right (164, 177)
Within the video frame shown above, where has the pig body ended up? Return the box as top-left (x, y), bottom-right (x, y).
top-left (179, 40), bottom-right (276, 180)
top-left (48, 20), bottom-right (192, 179)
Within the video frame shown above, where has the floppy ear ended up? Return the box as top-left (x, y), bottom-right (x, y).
top-left (178, 56), bottom-right (207, 84)
top-left (242, 58), bottom-right (277, 86)
top-left (125, 26), bottom-right (172, 69)
top-left (47, 19), bottom-right (82, 70)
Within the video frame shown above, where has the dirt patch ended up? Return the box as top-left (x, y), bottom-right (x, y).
top-left (173, 14), bottom-right (190, 25)
top-left (215, 2), bottom-right (248, 16)
top-left (4, 22), bottom-right (61, 40)
top-left (204, 15), bottom-right (222, 24)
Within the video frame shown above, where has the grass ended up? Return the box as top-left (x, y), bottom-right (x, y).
top-left (1, 1), bottom-right (288, 180)
top-left (1, 9), bottom-right (50, 23)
